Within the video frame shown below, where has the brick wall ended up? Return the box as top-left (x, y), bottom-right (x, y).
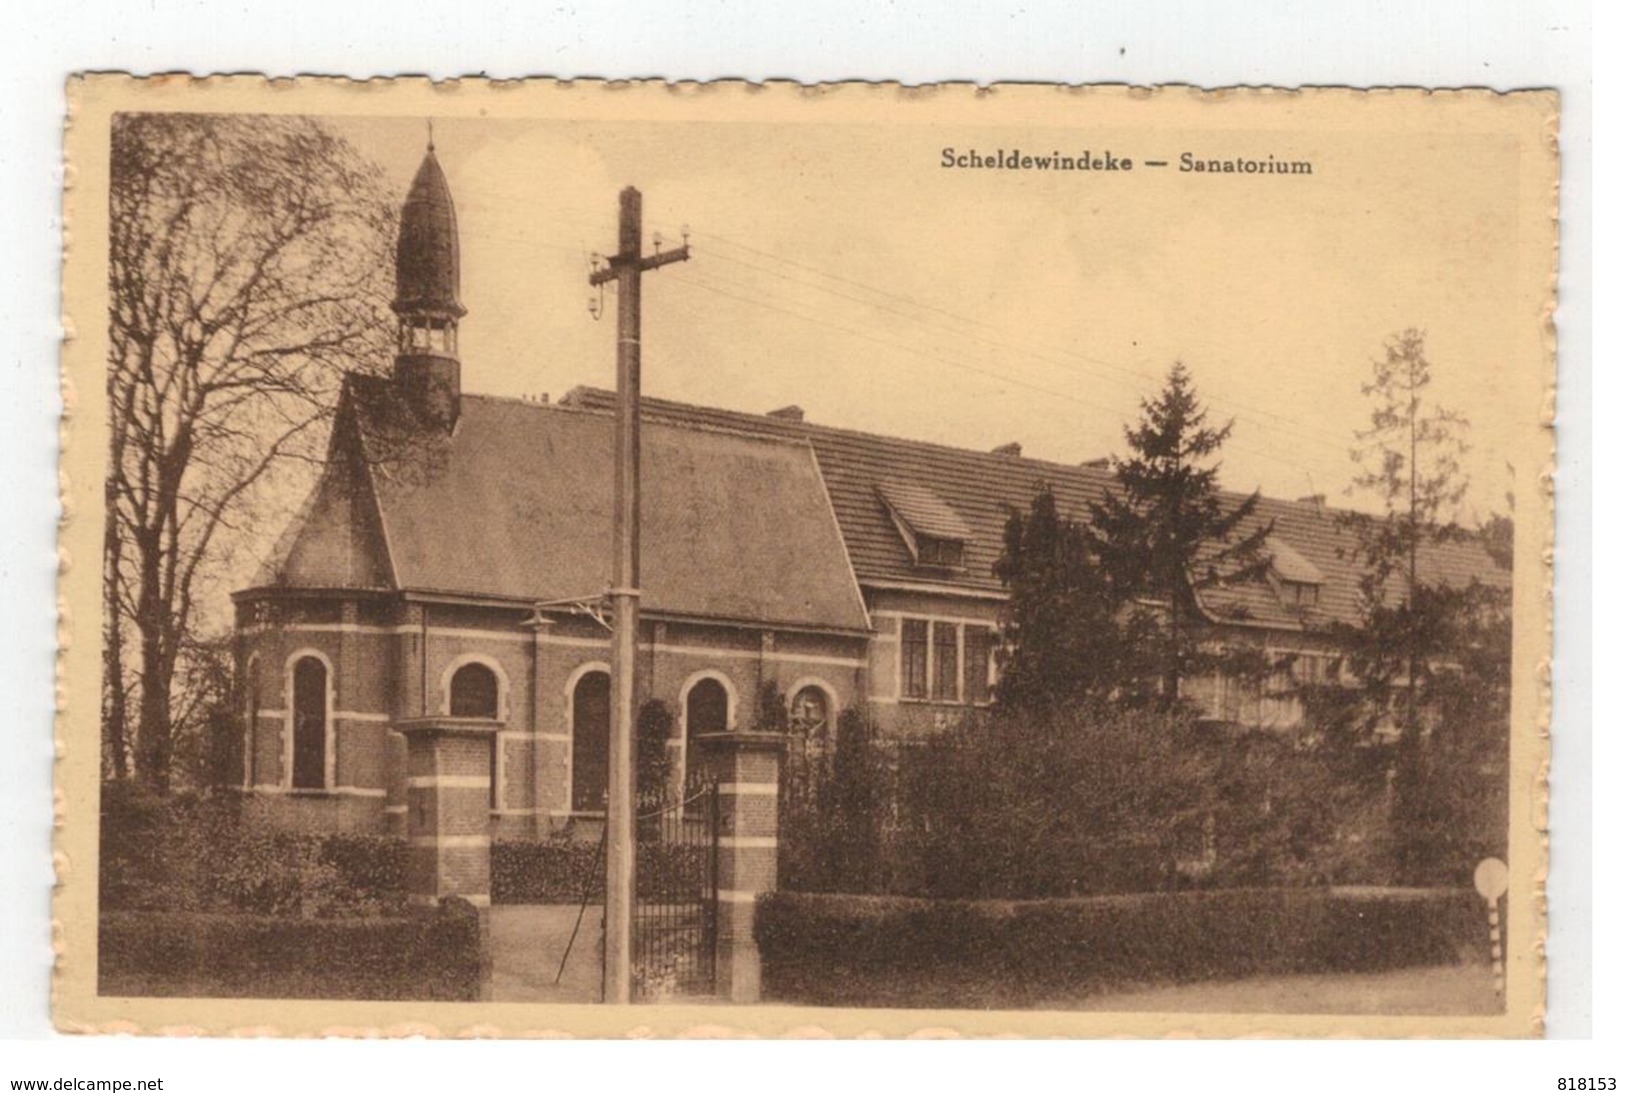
top-left (863, 588), bottom-right (1002, 738)
top-left (238, 595), bottom-right (867, 842)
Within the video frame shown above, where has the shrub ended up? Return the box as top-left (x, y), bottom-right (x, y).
top-left (492, 838), bottom-right (602, 903)
top-left (781, 707), bottom-right (901, 895)
top-left (902, 708), bottom-right (1220, 899)
top-left (637, 700), bottom-right (675, 798)
top-left (318, 835), bottom-right (409, 901)
top-left (636, 842), bottom-right (710, 901)
top-left (98, 782), bottom-right (407, 917)
top-left (491, 836), bottom-right (709, 904)
top-left (99, 900), bottom-right (481, 1001)
top-left (777, 702), bottom-right (1412, 900)
top-left (781, 705), bottom-right (1228, 899)
top-left (756, 887), bottom-right (1483, 1009)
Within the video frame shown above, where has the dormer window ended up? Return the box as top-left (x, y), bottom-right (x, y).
top-left (1264, 535), bottom-right (1325, 611)
top-left (876, 482), bottom-right (973, 570)
top-left (1282, 580), bottom-right (1320, 608)
top-left (916, 535), bottom-right (964, 568)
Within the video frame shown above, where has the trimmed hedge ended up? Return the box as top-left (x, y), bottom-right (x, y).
top-left (316, 835), bottom-right (408, 902)
top-left (756, 887), bottom-right (1484, 1009)
top-left (100, 784), bottom-right (408, 917)
top-left (492, 838), bottom-right (712, 904)
top-left (493, 839), bottom-right (601, 903)
top-left (99, 899), bottom-right (482, 1001)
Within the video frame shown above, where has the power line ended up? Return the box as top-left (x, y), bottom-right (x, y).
top-left (455, 193), bottom-right (1357, 457)
top-left (693, 231), bottom-right (1356, 453)
top-left (662, 260), bottom-right (1345, 472)
top-left (669, 269), bottom-right (1107, 409)
top-left (462, 184), bottom-right (1357, 441)
top-left (665, 268), bottom-right (1327, 476)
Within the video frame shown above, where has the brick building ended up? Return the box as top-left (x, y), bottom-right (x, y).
top-left (233, 142), bottom-right (1504, 837)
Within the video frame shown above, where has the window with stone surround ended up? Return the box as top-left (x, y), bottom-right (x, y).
top-left (901, 619), bottom-right (929, 699)
top-left (789, 685), bottom-right (831, 754)
top-left (571, 670), bottom-right (610, 813)
top-left (449, 662), bottom-right (499, 718)
top-left (242, 657), bottom-right (260, 788)
top-left (964, 626), bottom-right (994, 705)
top-left (686, 677), bottom-right (729, 739)
top-left (449, 661), bottom-right (503, 808)
top-left (931, 621), bottom-right (960, 701)
top-left (291, 656), bottom-right (328, 790)
top-left (898, 616), bottom-right (998, 705)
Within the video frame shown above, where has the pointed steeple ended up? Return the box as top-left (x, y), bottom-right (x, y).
top-left (392, 138), bottom-right (465, 427)
top-left (394, 142), bottom-right (465, 323)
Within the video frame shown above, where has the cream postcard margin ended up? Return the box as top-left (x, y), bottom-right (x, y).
top-left (56, 76), bottom-right (1556, 1037)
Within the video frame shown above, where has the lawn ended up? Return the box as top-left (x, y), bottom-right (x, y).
top-left (489, 903), bottom-right (604, 1004)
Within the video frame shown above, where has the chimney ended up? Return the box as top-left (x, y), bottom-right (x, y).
top-left (767, 405), bottom-right (805, 423)
top-left (1081, 456), bottom-right (1110, 469)
top-left (992, 442), bottom-right (1022, 458)
top-left (1298, 493), bottom-right (1326, 508)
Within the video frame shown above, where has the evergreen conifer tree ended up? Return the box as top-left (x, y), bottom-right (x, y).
top-left (992, 487), bottom-right (1127, 712)
top-left (1086, 363), bottom-right (1273, 707)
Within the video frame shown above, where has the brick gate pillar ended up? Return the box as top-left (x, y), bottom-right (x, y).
top-left (398, 716), bottom-right (499, 999)
top-left (694, 730), bottom-right (784, 1004)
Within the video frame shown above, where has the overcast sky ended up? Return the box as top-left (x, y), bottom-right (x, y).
top-left (331, 108), bottom-right (1538, 523)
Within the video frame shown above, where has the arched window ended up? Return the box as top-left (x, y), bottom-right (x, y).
top-left (449, 662), bottom-right (500, 718)
top-left (291, 656), bottom-right (328, 790)
top-left (571, 670), bottom-right (611, 813)
top-left (685, 677), bottom-right (730, 746)
top-left (789, 685), bottom-right (832, 750)
top-left (448, 661), bottom-right (502, 807)
top-left (243, 658), bottom-right (260, 788)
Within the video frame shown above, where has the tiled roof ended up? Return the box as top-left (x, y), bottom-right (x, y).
top-left (251, 377), bottom-right (1505, 639)
top-left (251, 413), bottom-right (394, 592)
top-left (251, 375), bottom-right (871, 634)
top-left (563, 386), bottom-right (1116, 597)
top-left (563, 387), bottom-right (1507, 633)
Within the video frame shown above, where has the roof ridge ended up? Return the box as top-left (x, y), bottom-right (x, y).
top-left (466, 388), bottom-right (818, 451)
top-left (567, 385), bottom-right (1121, 482)
top-left (459, 390), bottom-right (596, 413)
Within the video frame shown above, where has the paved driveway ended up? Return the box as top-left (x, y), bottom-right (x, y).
top-left (490, 903), bottom-right (603, 1004)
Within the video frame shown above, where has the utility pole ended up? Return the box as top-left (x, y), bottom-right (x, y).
top-left (589, 186), bottom-right (689, 1004)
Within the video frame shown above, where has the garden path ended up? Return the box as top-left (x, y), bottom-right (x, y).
top-left (489, 904), bottom-right (603, 1004)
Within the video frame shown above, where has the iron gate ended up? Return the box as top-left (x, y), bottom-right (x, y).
top-left (631, 777), bottom-right (719, 1001)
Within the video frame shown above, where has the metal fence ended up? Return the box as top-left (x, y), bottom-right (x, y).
top-left (631, 777), bottom-right (718, 1001)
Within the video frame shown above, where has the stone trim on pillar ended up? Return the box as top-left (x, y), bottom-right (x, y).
top-left (397, 715), bottom-right (499, 999)
top-left (694, 730), bottom-right (785, 1004)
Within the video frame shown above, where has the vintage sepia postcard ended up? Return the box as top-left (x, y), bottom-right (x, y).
top-left (56, 76), bottom-right (1557, 1037)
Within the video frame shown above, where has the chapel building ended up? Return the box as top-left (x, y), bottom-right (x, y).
top-left (232, 142), bottom-right (1505, 838)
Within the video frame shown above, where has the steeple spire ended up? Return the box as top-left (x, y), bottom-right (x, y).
top-left (392, 138), bottom-right (465, 427)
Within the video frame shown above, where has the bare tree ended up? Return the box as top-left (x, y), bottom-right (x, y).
top-left (1342, 328), bottom-right (1470, 741)
top-left (106, 113), bottom-right (396, 789)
